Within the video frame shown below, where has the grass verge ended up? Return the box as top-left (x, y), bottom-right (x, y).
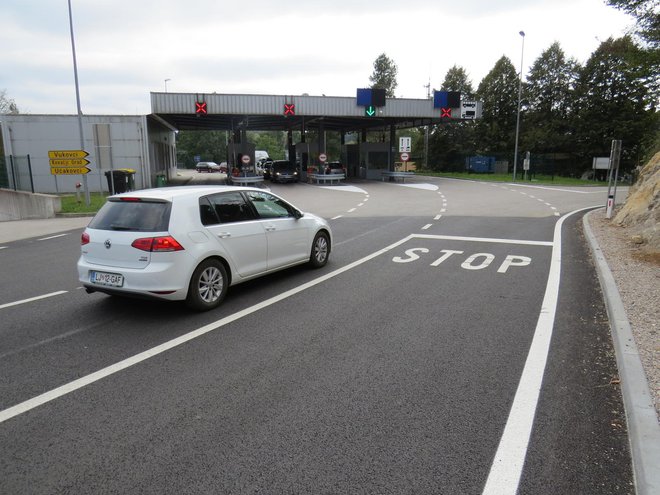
top-left (59, 193), bottom-right (109, 214)
top-left (415, 171), bottom-right (607, 186)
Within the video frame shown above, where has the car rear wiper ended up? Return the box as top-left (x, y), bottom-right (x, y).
top-left (109, 224), bottom-right (135, 231)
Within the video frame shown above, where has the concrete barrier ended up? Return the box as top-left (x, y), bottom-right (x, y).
top-left (0, 188), bottom-right (62, 221)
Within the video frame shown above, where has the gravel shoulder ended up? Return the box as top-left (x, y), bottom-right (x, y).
top-left (587, 209), bottom-right (659, 419)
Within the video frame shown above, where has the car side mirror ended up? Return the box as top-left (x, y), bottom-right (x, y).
top-left (293, 209), bottom-right (304, 219)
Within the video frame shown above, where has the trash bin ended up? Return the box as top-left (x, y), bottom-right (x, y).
top-left (105, 170), bottom-right (129, 194)
top-left (156, 174), bottom-right (167, 187)
top-left (119, 169), bottom-right (136, 191)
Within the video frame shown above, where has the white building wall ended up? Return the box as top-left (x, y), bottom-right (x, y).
top-left (0, 115), bottom-right (151, 194)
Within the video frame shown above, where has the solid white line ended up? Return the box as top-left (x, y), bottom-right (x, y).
top-left (412, 234), bottom-right (553, 246)
top-left (37, 234), bottom-right (68, 241)
top-left (481, 206), bottom-right (597, 495)
top-left (0, 246), bottom-right (7, 250)
top-left (0, 291), bottom-right (69, 310)
top-left (0, 235), bottom-right (414, 424)
top-left (507, 184), bottom-right (609, 194)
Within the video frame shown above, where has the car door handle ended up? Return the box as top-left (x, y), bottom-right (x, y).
top-left (217, 232), bottom-right (232, 238)
top-left (264, 226), bottom-right (276, 232)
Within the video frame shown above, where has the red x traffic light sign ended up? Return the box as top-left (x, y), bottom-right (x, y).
top-left (441, 107), bottom-right (452, 118)
top-left (195, 101), bottom-right (207, 114)
top-left (284, 103), bottom-right (295, 116)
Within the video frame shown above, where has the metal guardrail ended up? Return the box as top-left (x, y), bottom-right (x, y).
top-left (381, 171), bottom-right (415, 182)
top-left (230, 175), bottom-right (265, 186)
top-left (308, 173), bottom-right (345, 185)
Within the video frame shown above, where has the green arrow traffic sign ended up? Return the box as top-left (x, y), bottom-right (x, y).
top-left (365, 105), bottom-right (376, 117)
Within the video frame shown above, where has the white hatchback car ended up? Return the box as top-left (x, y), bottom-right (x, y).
top-left (78, 186), bottom-right (332, 311)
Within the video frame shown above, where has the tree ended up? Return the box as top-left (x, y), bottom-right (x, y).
top-left (369, 53), bottom-right (398, 98)
top-left (175, 130), bottom-right (228, 168)
top-left (524, 42), bottom-right (580, 155)
top-left (0, 90), bottom-right (19, 114)
top-left (475, 56), bottom-right (519, 154)
top-left (440, 65), bottom-right (474, 98)
top-left (607, 0), bottom-right (659, 47)
top-left (573, 36), bottom-right (657, 169)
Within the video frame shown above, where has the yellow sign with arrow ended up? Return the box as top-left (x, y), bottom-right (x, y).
top-left (50, 166), bottom-right (90, 175)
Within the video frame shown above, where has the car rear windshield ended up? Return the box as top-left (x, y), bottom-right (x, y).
top-left (88, 199), bottom-right (171, 232)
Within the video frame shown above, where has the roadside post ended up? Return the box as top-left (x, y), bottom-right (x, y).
top-left (241, 154), bottom-right (251, 176)
top-left (523, 151), bottom-right (530, 181)
top-left (606, 140), bottom-right (622, 219)
top-left (319, 153), bottom-right (327, 174)
top-left (399, 137), bottom-right (411, 172)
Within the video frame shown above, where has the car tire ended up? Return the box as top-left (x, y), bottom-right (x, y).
top-left (309, 231), bottom-right (330, 268)
top-left (186, 259), bottom-right (228, 311)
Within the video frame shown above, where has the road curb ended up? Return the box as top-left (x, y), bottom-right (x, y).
top-left (583, 209), bottom-right (660, 495)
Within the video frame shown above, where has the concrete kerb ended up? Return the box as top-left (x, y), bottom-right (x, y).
top-left (583, 209), bottom-right (660, 495)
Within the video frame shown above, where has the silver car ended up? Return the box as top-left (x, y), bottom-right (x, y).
top-left (78, 186), bottom-right (332, 311)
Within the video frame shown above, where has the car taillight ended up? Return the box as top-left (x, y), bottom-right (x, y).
top-left (131, 236), bottom-right (184, 252)
top-left (81, 232), bottom-right (90, 245)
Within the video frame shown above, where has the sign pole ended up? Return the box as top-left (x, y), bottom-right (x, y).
top-left (68, 0), bottom-right (90, 206)
top-left (606, 140), bottom-right (622, 219)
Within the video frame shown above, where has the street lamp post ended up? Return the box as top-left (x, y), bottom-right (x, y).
top-left (67, 0), bottom-right (90, 206)
top-left (512, 30), bottom-right (525, 182)
top-left (164, 78), bottom-right (171, 92)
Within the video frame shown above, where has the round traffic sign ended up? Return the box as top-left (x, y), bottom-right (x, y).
top-left (319, 153), bottom-right (327, 163)
top-left (400, 152), bottom-right (410, 162)
top-left (241, 155), bottom-right (251, 164)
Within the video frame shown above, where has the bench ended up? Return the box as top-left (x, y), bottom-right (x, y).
top-left (308, 173), bottom-right (345, 185)
top-left (381, 171), bottom-right (415, 182)
top-left (230, 175), bottom-right (265, 186)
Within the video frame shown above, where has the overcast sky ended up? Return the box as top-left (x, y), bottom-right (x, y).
top-left (1, 0), bottom-right (633, 115)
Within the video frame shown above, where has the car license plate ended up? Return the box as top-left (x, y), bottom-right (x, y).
top-left (90, 271), bottom-right (124, 287)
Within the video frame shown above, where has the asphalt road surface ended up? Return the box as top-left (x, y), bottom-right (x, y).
top-left (0, 177), bottom-right (633, 494)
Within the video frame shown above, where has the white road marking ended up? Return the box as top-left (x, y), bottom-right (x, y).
top-left (421, 224), bottom-right (432, 230)
top-left (391, 183), bottom-right (439, 191)
top-left (0, 246), bottom-right (7, 250)
top-left (37, 234), bottom-right (68, 241)
top-left (414, 234), bottom-right (552, 246)
top-left (434, 215), bottom-right (442, 220)
top-left (320, 185), bottom-right (369, 194)
top-left (347, 208), bottom-right (356, 213)
top-left (0, 291), bottom-right (69, 310)
top-left (331, 215), bottom-right (343, 220)
top-left (481, 206), bottom-right (598, 495)
top-left (358, 203), bottom-right (364, 207)
top-left (507, 184), bottom-right (609, 194)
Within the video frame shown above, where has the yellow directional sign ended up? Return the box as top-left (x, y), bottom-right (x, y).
top-left (49, 158), bottom-right (90, 167)
top-left (48, 150), bottom-right (89, 159)
top-left (50, 166), bottom-right (90, 175)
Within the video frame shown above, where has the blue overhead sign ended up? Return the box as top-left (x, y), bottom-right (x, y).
top-left (433, 91), bottom-right (461, 109)
top-left (356, 88), bottom-right (386, 107)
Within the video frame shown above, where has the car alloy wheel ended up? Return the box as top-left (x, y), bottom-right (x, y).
top-left (310, 232), bottom-right (329, 268)
top-left (186, 259), bottom-right (228, 311)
